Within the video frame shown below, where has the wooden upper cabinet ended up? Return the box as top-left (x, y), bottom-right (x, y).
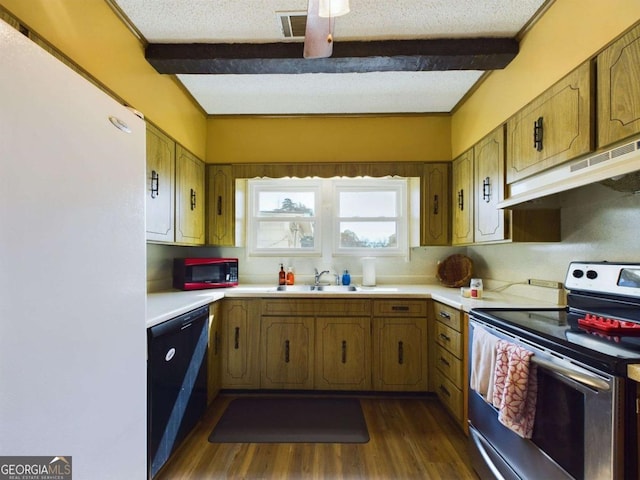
top-left (474, 126), bottom-right (507, 243)
top-left (506, 61), bottom-right (594, 184)
top-left (145, 124), bottom-right (175, 242)
top-left (206, 165), bottom-right (235, 246)
top-left (451, 149), bottom-right (474, 245)
top-left (421, 163), bottom-right (450, 246)
top-left (598, 22), bottom-right (640, 148)
top-left (175, 145), bottom-right (205, 245)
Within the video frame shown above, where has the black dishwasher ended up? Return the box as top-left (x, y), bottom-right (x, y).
top-left (148, 305), bottom-right (209, 478)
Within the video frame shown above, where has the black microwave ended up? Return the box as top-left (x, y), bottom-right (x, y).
top-left (173, 258), bottom-right (239, 290)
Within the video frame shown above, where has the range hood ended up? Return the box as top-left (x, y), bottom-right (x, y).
top-left (499, 137), bottom-right (640, 208)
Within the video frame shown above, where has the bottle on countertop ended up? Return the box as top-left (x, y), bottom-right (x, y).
top-left (278, 264), bottom-right (286, 285)
top-left (342, 270), bottom-right (351, 286)
top-left (286, 267), bottom-right (295, 285)
top-left (470, 278), bottom-right (483, 299)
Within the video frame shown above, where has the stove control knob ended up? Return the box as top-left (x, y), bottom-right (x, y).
top-left (572, 269), bottom-right (584, 278)
top-left (586, 270), bottom-right (598, 280)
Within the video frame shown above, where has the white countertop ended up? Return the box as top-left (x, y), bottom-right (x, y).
top-left (147, 283), bottom-right (564, 328)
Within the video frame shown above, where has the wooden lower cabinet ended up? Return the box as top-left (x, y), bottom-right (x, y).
top-left (371, 299), bottom-right (429, 392)
top-left (207, 302), bottom-right (221, 404)
top-left (432, 301), bottom-right (468, 431)
top-left (221, 298), bottom-right (441, 398)
top-left (373, 318), bottom-right (428, 391)
top-left (261, 317), bottom-right (314, 389)
top-left (315, 317), bottom-right (371, 390)
top-left (220, 299), bottom-right (261, 389)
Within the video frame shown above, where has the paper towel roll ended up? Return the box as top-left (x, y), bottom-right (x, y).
top-left (361, 257), bottom-right (376, 286)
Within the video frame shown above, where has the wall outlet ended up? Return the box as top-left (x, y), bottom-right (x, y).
top-left (528, 278), bottom-right (564, 289)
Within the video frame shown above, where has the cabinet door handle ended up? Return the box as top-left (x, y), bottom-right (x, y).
top-left (284, 340), bottom-right (290, 363)
top-left (533, 116), bottom-right (544, 151)
top-left (217, 195), bottom-right (222, 215)
top-left (391, 305), bottom-right (410, 311)
top-left (439, 332), bottom-right (450, 342)
top-left (150, 170), bottom-right (159, 198)
top-left (439, 356), bottom-right (450, 367)
top-left (190, 188), bottom-right (197, 210)
top-left (457, 189), bottom-right (464, 211)
top-left (439, 384), bottom-right (451, 397)
top-left (439, 311), bottom-right (451, 320)
top-left (341, 340), bottom-right (347, 364)
top-left (482, 176), bottom-right (491, 203)
top-left (398, 341), bottom-right (404, 365)
top-left (234, 327), bottom-right (240, 349)
top-left (433, 194), bottom-right (439, 215)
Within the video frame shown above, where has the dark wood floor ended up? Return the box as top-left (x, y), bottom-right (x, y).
top-left (156, 394), bottom-right (479, 480)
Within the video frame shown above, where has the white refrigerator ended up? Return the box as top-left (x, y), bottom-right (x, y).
top-left (0, 19), bottom-right (147, 479)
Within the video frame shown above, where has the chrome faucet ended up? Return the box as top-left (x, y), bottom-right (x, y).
top-left (314, 268), bottom-right (330, 286)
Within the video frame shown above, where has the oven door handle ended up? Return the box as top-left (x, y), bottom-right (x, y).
top-left (469, 424), bottom-right (509, 480)
top-left (531, 356), bottom-right (611, 392)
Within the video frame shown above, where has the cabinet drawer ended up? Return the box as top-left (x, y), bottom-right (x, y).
top-left (373, 299), bottom-right (428, 317)
top-left (434, 321), bottom-right (462, 356)
top-left (435, 344), bottom-right (463, 388)
top-left (262, 299), bottom-right (371, 316)
top-left (434, 369), bottom-right (463, 422)
top-left (433, 302), bottom-right (462, 332)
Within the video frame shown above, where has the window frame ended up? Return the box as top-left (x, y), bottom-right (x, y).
top-left (247, 179), bottom-right (322, 256)
top-left (331, 178), bottom-right (408, 257)
top-left (246, 177), bottom-right (409, 258)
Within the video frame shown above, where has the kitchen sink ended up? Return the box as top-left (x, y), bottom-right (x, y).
top-left (275, 285), bottom-right (317, 292)
top-left (315, 285), bottom-right (358, 292)
top-left (273, 285), bottom-right (358, 292)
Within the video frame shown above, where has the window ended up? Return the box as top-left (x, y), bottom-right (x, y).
top-left (248, 179), bottom-right (321, 255)
top-left (247, 177), bottom-right (408, 257)
top-left (333, 179), bottom-right (407, 255)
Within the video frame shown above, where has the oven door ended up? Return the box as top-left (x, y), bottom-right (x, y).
top-left (468, 317), bottom-right (622, 480)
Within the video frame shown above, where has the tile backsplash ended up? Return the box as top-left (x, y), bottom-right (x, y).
top-left (468, 181), bottom-right (640, 284)
top-left (147, 181), bottom-right (640, 293)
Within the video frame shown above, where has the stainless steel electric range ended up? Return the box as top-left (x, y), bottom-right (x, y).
top-left (468, 262), bottom-right (640, 480)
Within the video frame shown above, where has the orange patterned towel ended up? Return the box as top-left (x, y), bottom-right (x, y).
top-left (491, 339), bottom-right (538, 438)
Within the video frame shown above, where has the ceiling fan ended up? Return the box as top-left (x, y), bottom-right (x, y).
top-left (303, 0), bottom-right (350, 59)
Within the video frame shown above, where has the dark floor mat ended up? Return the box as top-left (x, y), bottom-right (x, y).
top-left (208, 397), bottom-right (369, 444)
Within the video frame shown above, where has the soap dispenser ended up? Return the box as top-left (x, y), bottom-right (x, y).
top-left (286, 267), bottom-right (295, 285)
top-left (341, 270), bottom-right (351, 286)
top-left (278, 264), bottom-right (286, 285)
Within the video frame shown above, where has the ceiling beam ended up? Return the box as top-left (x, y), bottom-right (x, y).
top-left (145, 38), bottom-right (519, 75)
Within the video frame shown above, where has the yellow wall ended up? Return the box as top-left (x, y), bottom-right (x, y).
top-left (452, 0), bottom-right (640, 157)
top-left (0, 0), bottom-right (207, 158)
top-left (207, 115), bottom-right (451, 163)
top-left (3, 0), bottom-right (640, 163)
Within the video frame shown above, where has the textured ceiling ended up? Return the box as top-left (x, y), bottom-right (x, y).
top-left (113, 0), bottom-right (549, 115)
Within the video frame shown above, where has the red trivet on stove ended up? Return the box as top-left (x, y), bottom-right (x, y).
top-left (578, 313), bottom-right (640, 335)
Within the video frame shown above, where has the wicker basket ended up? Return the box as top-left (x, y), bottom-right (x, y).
top-left (436, 254), bottom-right (473, 288)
